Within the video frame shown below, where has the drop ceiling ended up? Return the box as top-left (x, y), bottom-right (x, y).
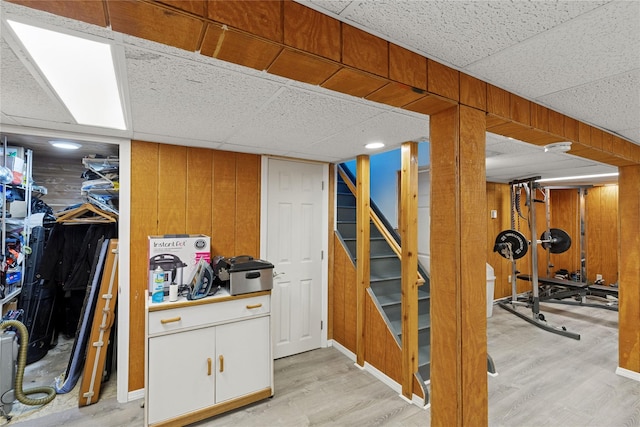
top-left (1, 0), bottom-right (638, 185)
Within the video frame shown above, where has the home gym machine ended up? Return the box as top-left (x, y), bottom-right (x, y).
top-left (493, 176), bottom-right (580, 340)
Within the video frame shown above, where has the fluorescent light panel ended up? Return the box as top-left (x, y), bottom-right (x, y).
top-left (7, 20), bottom-right (126, 130)
top-left (536, 172), bottom-right (619, 183)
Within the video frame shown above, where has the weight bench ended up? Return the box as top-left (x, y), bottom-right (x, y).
top-left (588, 284), bottom-right (619, 300)
top-left (517, 274), bottom-right (617, 311)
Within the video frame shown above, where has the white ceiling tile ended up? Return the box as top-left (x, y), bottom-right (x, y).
top-left (537, 69), bottom-right (640, 135)
top-left (303, 110), bottom-right (429, 162)
top-left (466, 1), bottom-right (640, 98)
top-left (332, 0), bottom-right (608, 67)
top-left (226, 86), bottom-right (387, 152)
top-left (125, 46), bottom-right (283, 143)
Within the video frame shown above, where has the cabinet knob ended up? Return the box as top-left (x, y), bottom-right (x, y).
top-left (219, 355), bottom-right (224, 373)
top-left (207, 358), bottom-right (212, 376)
top-left (160, 316), bottom-right (181, 324)
top-left (246, 303), bottom-right (262, 309)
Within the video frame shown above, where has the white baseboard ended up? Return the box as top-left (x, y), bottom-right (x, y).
top-left (328, 339), bottom-right (356, 362)
top-left (616, 366), bottom-right (640, 382)
top-left (128, 388), bottom-right (145, 402)
top-left (328, 340), bottom-right (428, 409)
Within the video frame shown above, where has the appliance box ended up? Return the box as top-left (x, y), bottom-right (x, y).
top-left (148, 234), bottom-right (210, 295)
top-left (228, 258), bottom-right (274, 295)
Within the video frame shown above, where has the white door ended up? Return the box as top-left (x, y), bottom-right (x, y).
top-left (266, 159), bottom-right (324, 359)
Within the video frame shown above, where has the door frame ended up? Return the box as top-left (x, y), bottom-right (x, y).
top-left (260, 156), bottom-right (329, 350)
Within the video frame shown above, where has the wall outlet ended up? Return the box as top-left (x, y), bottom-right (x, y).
top-left (508, 275), bottom-right (512, 282)
top-left (490, 209), bottom-right (498, 219)
top-left (596, 274), bottom-right (603, 281)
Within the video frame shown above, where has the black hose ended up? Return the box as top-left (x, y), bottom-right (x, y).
top-left (0, 320), bottom-right (56, 406)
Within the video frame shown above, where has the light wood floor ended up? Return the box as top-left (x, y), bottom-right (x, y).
top-left (4, 299), bottom-right (640, 426)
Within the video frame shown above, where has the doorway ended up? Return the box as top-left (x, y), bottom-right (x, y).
top-left (0, 129), bottom-right (124, 422)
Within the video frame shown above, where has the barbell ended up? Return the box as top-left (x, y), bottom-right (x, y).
top-left (493, 228), bottom-right (571, 260)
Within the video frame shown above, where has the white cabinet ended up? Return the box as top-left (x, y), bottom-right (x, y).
top-left (145, 291), bottom-right (272, 427)
top-left (215, 316), bottom-right (271, 403)
top-left (148, 327), bottom-right (216, 424)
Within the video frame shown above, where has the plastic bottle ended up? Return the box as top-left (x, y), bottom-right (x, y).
top-left (152, 266), bottom-right (165, 303)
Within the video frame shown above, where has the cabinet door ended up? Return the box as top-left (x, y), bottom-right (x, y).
top-left (215, 316), bottom-right (271, 403)
top-left (148, 327), bottom-right (216, 424)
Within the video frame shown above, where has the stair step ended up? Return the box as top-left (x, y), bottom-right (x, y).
top-left (337, 194), bottom-right (355, 207)
top-left (337, 206), bottom-right (356, 221)
top-left (371, 272), bottom-right (401, 282)
top-left (418, 345), bottom-right (431, 380)
top-left (374, 289), bottom-right (430, 307)
top-left (384, 305), bottom-right (431, 333)
top-left (371, 257), bottom-right (400, 278)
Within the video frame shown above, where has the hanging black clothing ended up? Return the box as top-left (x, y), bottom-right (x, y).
top-left (35, 222), bottom-right (117, 338)
top-left (37, 223), bottom-right (117, 291)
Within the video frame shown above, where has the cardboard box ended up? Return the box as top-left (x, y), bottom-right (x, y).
top-left (148, 234), bottom-right (210, 295)
top-left (9, 201), bottom-right (27, 218)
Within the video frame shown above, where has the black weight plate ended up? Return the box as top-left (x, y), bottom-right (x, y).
top-left (540, 228), bottom-right (571, 254)
top-left (493, 229), bottom-right (528, 260)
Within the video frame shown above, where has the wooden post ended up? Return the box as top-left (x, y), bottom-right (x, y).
top-left (400, 141), bottom-right (419, 399)
top-left (356, 155), bottom-right (370, 366)
top-left (430, 105), bottom-right (488, 426)
top-left (618, 165), bottom-right (640, 376)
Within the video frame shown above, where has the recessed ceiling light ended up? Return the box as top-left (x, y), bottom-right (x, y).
top-left (49, 140), bottom-right (81, 150)
top-left (544, 141), bottom-right (572, 153)
top-left (365, 142), bottom-right (385, 150)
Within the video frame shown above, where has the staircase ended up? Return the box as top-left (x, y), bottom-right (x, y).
top-left (336, 168), bottom-right (432, 383)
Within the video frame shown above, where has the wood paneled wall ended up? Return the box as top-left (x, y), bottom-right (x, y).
top-left (549, 189), bottom-right (581, 276)
top-left (585, 186), bottom-right (619, 284)
top-left (331, 233), bottom-right (357, 353)
top-left (129, 140), bottom-right (260, 391)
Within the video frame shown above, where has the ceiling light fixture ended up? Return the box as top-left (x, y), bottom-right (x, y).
top-left (544, 141), bottom-right (572, 153)
top-left (7, 20), bottom-right (126, 130)
top-left (365, 142), bottom-right (385, 150)
top-left (49, 140), bottom-right (81, 150)
top-left (536, 172), bottom-right (618, 183)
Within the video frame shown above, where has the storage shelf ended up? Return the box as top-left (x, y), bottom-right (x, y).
top-left (1, 286), bottom-right (20, 306)
top-left (82, 156), bottom-right (119, 215)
